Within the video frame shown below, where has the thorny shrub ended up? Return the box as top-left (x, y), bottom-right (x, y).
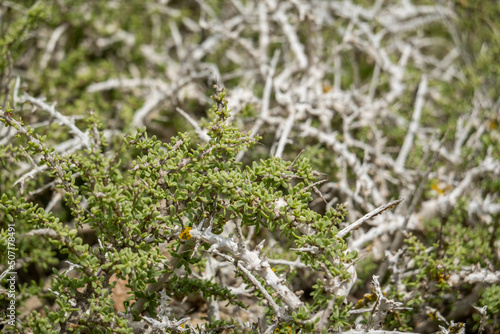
top-left (1, 1), bottom-right (500, 333)
top-left (1, 89), bottom-right (360, 333)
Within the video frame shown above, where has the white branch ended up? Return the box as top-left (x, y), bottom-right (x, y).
top-left (338, 198), bottom-right (404, 239)
top-left (189, 227), bottom-right (303, 312)
top-left (395, 74), bottom-right (428, 171)
top-left (21, 94), bottom-right (91, 149)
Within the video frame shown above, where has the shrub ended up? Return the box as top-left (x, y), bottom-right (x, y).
top-left (1, 88), bottom-right (361, 332)
top-left (1, 1), bottom-right (500, 333)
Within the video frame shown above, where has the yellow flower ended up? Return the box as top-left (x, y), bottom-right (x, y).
top-left (180, 227), bottom-right (192, 240)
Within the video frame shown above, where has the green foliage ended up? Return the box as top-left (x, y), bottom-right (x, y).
top-left (384, 232), bottom-right (457, 330)
top-left (477, 285), bottom-right (500, 332)
top-left (0, 90), bottom-right (357, 332)
top-left (0, 2), bottom-right (48, 74)
top-left (384, 196), bottom-right (500, 331)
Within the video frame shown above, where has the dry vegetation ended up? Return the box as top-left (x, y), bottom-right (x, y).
top-left (1, 0), bottom-right (500, 333)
